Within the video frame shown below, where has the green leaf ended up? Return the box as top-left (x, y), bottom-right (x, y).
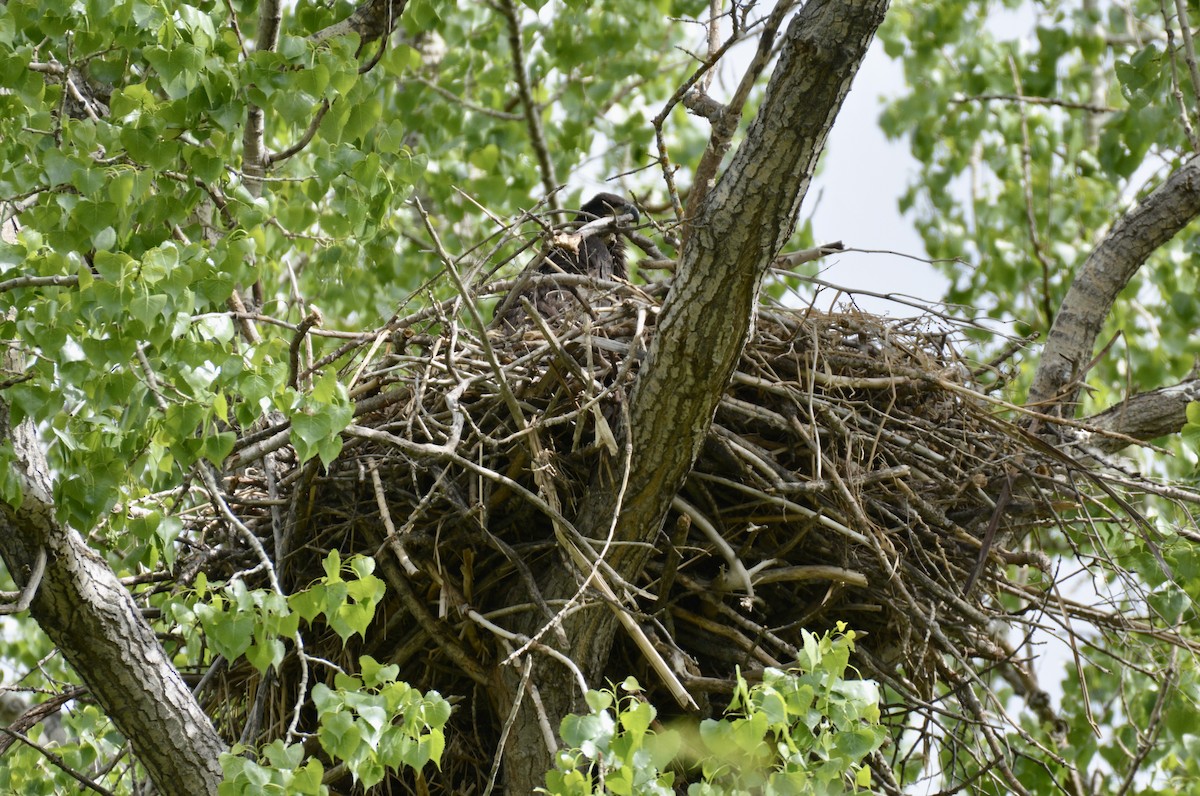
top-left (834, 727), bottom-right (884, 759)
top-left (263, 740), bottom-right (305, 770)
top-left (360, 655), bottom-right (400, 688)
top-left (619, 700), bottom-right (653, 737)
top-left (289, 587), bottom-right (324, 622)
top-left (128, 290), bottom-right (169, 326)
top-left (145, 43), bottom-right (206, 100)
top-left (91, 226), bottom-right (117, 251)
top-left (322, 550), bottom-right (343, 580)
top-left (318, 710), bottom-right (360, 760)
top-left (246, 637), bottom-right (285, 674)
top-left (584, 689), bottom-right (613, 713)
top-left (1186, 402), bottom-right (1200, 425)
top-left (204, 608), bottom-right (255, 662)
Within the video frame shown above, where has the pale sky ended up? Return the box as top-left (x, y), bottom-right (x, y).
top-left (805, 38), bottom-right (949, 315)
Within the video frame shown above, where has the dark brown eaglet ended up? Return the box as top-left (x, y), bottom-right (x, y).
top-left (493, 193), bottom-right (639, 331)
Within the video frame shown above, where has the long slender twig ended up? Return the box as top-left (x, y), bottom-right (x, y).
top-left (650, 18), bottom-right (751, 226)
top-left (495, 0), bottom-right (559, 208)
top-left (415, 77), bottom-right (524, 121)
top-left (1115, 651), bottom-right (1175, 796)
top-left (1007, 55), bottom-right (1056, 329)
top-left (950, 93), bottom-right (1115, 113)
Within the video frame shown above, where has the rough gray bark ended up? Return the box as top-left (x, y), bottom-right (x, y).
top-left (1084, 376), bottom-right (1200, 452)
top-left (1028, 156), bottom-right (1200, 416)
top-left (497, 1), bottom-right (890, 790)
top-left (0, 356), bottom-right (225, 796)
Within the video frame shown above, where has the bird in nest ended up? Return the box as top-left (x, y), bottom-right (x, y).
top-left (492, 192), bottom-right (640, 332)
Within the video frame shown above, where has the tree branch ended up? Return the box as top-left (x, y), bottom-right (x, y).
top-left (309, 0), bottom-right (408, 45)
top-left (950, 93), bottom-right (1116, 114)
top-left (1172, 0), bottom-right (1200, 129)
top-left (242, 0), bottom-right (282, 198)
top-left (1082, 376), bottom-right (1200, 452)
top-left (608, 0), bottom-right (887, 576)
top-left (1161, 0), bottom-right (1200, 152)
top-left (0, 727), bottom-right (116, 796)
top-left (267, 100), bottom-right (330, 166)
top-left (1008, 55), bottom-right (1056, 329)
top-left (496, 0), bottom-right (559, 208)
top-left (685, 1), bottom-right (797, 224)
top-left (0, 275), bottom-right (80, 293)
top-left (1028, 156), bottom-right (1200, 415)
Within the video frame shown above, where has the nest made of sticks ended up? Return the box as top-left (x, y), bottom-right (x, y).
top-left (197, 277), bottom-right (1095, 792)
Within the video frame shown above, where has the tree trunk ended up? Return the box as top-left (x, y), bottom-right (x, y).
top-left (0, 356), bottom-right (225, 796)
top-left (497, 1), bottom-right (890, 790)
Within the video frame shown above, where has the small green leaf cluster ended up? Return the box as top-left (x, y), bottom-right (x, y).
top-left (219, 741), bottom-right (327, 796)
top-left (0, 703), bottom-right (123, 796)
top-left (218, 663), bottom-right (451, 794)
top-left (544, 626), bottom-right (884, 795)
top-left (285, 369), bottom-right (354, 467)
top-left (190, 574), bottom-right (298, 674)
top-left (289, 550), bottom-right (386, 645)
top-left (311, 656), bottom-right (452, 789)
top-left (549, 679), bottom-right (681, 796)
top-left (177, 551), bottom-right (384, 675)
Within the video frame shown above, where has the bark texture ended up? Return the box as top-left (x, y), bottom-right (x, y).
top-left (1084, 376), bottom-right (1200, 452)
top-left (1028, 156), bottom-right (1200, 416)
top-left (498, 1), bottom-right (890, 790)
top-left (0, 358), bottom-right (225, 796)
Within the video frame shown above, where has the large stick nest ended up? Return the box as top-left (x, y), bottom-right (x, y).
top-left (194, 277), bottom-right (1189, 793)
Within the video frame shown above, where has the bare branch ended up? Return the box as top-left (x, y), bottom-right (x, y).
top-left (287, 306), bottom-right (324, 389)
top-left (950, 92), bottom-right (1116, 114)
top-left (0, 686), bottom-right (86, 756)
top-left (242, 0), bottom-right (282, 198)
top-left (0, 547), bottom-right (44, 614)
top-left (1161, 0), bottom-right (1200, 152)
top-left (0, 275), bottom-right (80, 293)
top-left (1172, 0), bottom-right (1200, 125)
top-left (414, 76), bottom-right (524, 121)
top-left (1008, 56), bottom-right (1057, 328)
top-left (0, 728), bottom-right (116, 796)
top-left (267, 100), bottom-right (330, 166)
top-left (772, 241), bottom-right (845, 268)
top-left (649, 17), bottom-right (755, 226)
